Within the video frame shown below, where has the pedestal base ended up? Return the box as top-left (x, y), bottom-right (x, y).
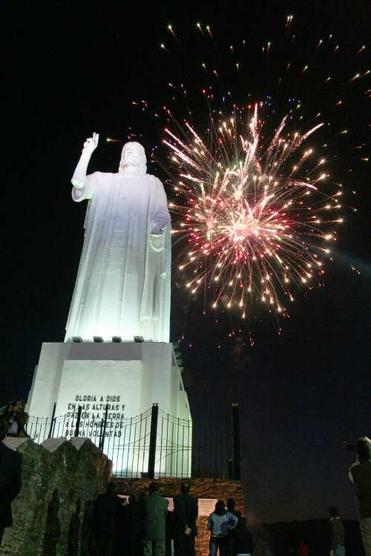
top-left (28, 341), bottom-right (190, 420)
top-left (27, 341), bottom-right (191, 476)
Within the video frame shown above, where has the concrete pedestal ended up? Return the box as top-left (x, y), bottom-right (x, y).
top-left (28, 341), bottom-right (189, 419)
top-left (27, 341), bottom-right (191, 476)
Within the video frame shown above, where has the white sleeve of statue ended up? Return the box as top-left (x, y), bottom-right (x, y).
top-left (72, 172), bottom-right (99, 202)
top-left (150, 177), bottom-right (171, 234)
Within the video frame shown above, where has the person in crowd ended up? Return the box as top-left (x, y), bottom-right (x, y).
top-left (92, 481), bottom-right (120, 555)
top-left (139, 490), bottom-right (147, 502)
top-left (0, 418), bottom-right (22, 545)
top-left (328, 506), bottom-right (345, 556)
top-left (250, 526), bottom-right (273, 556)
top-left (173, 481), bottom-right (198, 556)
top-left (297, 540), bottom-right (310, 556)
top-left (142, 482), bottom-right (168, 556)
top-left (208, 500), bottom-right (238, 556)
top-left (5, 400), bottom-right (29, 438)
top-left (112, 496), bottom-right (129, 556)
top-left (348, 437), bottom-right (371, 556)
top-left (226, 499), bottom-right (242, 520)
top-left (226, 498), bottom-right (242, 555)
top-left (126, 494), bottom-right (144, 556)
top-left (165, 507), bottom-right (175, 556)
top-left (234, 516), bottom-right (254, 556)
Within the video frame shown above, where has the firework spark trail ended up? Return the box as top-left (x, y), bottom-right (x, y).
top-left (165, 104), bottom-right (343, 317)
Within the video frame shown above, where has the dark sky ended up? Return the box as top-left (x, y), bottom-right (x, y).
top-left (1, 0), bottom-right (370, 522)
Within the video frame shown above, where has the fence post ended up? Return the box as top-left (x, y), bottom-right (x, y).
top-left (48, 402), bottom-right (57, 439)
top-left (148, 403), bottom-right (159, 479)
top-left (99, 404), bottom-right (109, 452)
top-left (74, 406), bottom-right (82, 437)
top-left (231, 403), bottom-right (241, 480)
top-left (99, 419), bottom-right (104, 450)
top-left (227, 457), bottom-right (233, 480)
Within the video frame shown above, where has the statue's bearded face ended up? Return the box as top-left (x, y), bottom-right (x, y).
top-left (119, 142), bottom-right (147, 169)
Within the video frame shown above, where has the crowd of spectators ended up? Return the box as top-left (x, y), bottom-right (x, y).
top-left (0, 403), bottom-right (369, 556)
top-left (91, 481), bottom-right (253, 556)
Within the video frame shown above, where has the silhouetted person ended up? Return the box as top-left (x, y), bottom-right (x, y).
top-left (297, 540), bottom-right (310, 556)
top-left (142, 482), bottom-right (168, 556)
top-left (165, 508), bottom-right (175, 556)
top-left (5, 400), bottom-right (29, 437)
top-left (0, 420), bottom-right (22, 545)
top-left (251, 525), bottom-right (274, 556)
top-left (93, 481), bottom-right (120, 556)
top-left (113, 497), bottom-right (129, 556)
top-left (226, 499), bottom-right (241, 520)
top-left (126, 494), bottom-right (143, 556)
top-left (226, 498), bottom-right (241, 555)
top-left (208, 500), bottom-right (238, 556)
top-left (328, 506), bottom-right (345, 556)
top-left (349, 437), bottom-right (371, 556)
top-left (173, 481), bottom-right (198, 556)
top-left (139, 490), bottom-right (147, 503)
top-left (234, 517), bottom-right (254, 556)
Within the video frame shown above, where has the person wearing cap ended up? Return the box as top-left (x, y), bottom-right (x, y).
top-left (348, 437), bottom-right (371, 556)
top-left (173, 481), bottom-right (198, 556)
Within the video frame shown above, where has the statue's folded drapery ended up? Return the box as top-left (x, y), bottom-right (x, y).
top-left (65, 171), bottom-right (171, 342)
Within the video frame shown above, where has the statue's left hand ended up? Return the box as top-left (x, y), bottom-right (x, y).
top-left (150, 233), bottom-right (165, 252)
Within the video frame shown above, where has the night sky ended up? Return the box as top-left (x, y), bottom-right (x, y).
top-left (2, 0), bottom-right (370, 523)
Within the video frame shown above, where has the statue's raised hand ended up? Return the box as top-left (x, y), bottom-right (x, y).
top-left (72, 133), bottom-right (99, 188)
top-left (83, 132), bottom-right (99, 155)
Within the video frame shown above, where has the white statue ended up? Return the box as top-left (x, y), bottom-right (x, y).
top-left (65, 133), bottom-right (171, 342)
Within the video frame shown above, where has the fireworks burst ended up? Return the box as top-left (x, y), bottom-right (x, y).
top-left (165, 104), bottom-right (343, 317)
top-left (127, 15), bottom-right (369, 329)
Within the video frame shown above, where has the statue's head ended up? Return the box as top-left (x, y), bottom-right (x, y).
top-left (119, 141), bottom-right (147, 174)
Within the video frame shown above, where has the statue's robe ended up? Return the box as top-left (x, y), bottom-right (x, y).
top-left (65, 172), bottom-right (171, 342)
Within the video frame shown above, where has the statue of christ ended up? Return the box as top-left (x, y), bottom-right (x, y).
top-left (65, 133), bottom-right (171, 342)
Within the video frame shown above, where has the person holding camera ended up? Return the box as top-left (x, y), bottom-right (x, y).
top-left (348, 437), bottom-right (371, 556)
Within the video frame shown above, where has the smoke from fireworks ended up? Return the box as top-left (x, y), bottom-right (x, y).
top-left (164, 104), bottom-right (343, 317)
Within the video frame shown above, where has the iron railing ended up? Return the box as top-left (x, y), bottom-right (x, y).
top-left (25, 403), bottom-right (240, 480)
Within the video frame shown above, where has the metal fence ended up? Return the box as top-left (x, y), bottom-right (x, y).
top-left (25, 403), bottom-right (240, 480)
